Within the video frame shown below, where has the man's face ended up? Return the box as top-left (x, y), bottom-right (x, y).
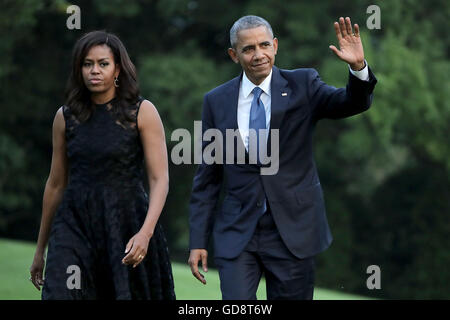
top-left (228, 26), bottom-right (278, 85)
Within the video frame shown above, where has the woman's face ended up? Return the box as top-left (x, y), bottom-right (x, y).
top-left (82, 44), bottom-right (120, 96)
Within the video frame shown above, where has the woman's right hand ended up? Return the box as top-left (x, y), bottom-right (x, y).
top-left (30, 252), bottom-right (45, 291)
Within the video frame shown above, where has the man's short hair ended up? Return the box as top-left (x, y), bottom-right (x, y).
top-left (230, 15), bottom-right (274, 48)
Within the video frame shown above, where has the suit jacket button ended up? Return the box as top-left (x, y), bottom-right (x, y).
top-left (257, 201), bottom-right (262, 207)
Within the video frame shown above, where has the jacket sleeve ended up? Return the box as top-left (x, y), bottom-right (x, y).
top-left (308, 66), bottom-right (377, 121)
top-left (188, 93), bottom-right (223, 250)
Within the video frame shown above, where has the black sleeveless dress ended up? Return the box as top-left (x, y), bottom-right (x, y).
top-left (42, 98), bottom-right (176, 300)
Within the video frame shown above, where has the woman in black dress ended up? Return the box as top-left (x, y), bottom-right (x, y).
top-left (29, 31), bottom-right (176, 299)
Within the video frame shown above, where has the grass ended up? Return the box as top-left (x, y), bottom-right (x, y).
top-left (0, 238), bottom-right (370, 300)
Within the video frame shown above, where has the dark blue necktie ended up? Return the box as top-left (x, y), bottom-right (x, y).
top-left (249, 87), bottom-right (268, 214)
top-left (249, 87), bottom-right (266, 165)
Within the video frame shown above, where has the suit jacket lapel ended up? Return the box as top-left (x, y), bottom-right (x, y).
top-left (225, 73), bottom-right (242, 131)
top-left (268, 66), bottom-right (290, 156)
top-left (224, 73), bottom-right (249, 162)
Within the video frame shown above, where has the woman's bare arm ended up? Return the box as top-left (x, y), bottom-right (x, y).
top-left (30, 107), bottom-right (68, 289)
top-left (138, 100), bottom-right (169, 238)
top-left (30, 107), bottom-right (68, 284)
top-left (121, 100), bottom-right (169, 267)
top-left (35, 107), bottom-right (68, 254)
top-left (36, 107), bottom-right (68, 253)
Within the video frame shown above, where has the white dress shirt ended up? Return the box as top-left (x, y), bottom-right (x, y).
top-left (237, 62), bottom-right (369, 150)
top-left (237, 70), bottom-right (272, 151)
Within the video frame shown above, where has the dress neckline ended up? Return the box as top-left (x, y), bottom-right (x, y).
top-left (94, 97), bottom-right (117, 107)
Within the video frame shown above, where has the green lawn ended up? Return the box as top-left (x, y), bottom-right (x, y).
top-left (0, 238), bottom-right (369, 300)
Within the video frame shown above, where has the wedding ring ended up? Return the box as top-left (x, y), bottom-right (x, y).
top-left (138, 255), bottom-right (144, 260)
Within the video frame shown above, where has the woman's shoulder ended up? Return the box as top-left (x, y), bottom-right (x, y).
top-left (132, 97), bottom-right (158, 116)
top-left (133, 96), bottom-right (149, 108)
top-left (59, 104), bottom-right (76, 119)
top-left (58, 104), bottom-right (81, 131)
top-left (55, 105), bottom-right (69, 122)
top-left (135, 97), bottom-right (157, 108)
top-left (134, 98), bottom-right (162, 131)
top-left (54, 106), bottom-right (66, 122)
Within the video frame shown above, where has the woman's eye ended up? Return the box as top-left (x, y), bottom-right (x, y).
top-left (100, 62), bottom-right (109, 67)
top-left (83, 62), bottom-right (91, 67)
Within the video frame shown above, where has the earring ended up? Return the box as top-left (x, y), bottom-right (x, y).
top-left (114, 77), bottom-right (119, 87)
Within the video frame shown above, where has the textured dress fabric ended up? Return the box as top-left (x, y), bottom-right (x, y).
top-left (42, 98), bottom-right (176, 300)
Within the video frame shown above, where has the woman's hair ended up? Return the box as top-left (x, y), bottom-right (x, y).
top-left (65, 30), bottom-right (140, 123)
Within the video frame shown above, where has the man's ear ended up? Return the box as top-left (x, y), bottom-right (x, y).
top-left (273, 38), bottom-right (278, 55)
top-left (227, 48), bottom-right (239, 64)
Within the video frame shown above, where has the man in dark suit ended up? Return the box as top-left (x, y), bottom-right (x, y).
top-left (188, 15), bottom-right (377, 299)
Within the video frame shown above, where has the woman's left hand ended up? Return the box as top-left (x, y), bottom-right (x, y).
top-left (122, 231), bottom-right (151, 268)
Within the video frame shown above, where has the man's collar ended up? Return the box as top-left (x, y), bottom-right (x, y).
top-left (241, 69), bottom-right (273, 98)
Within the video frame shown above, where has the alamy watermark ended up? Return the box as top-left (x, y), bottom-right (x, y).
top-left (66, 5), bottom-right (81, 30)
top-left (366, 5), bottom-right (381, 30)
top-left (170, 121), bottom-right (280, 175)
top-left (66, 265), bottom-right (81, 289)
top-left (366, 265), bottom-right (381, 290)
